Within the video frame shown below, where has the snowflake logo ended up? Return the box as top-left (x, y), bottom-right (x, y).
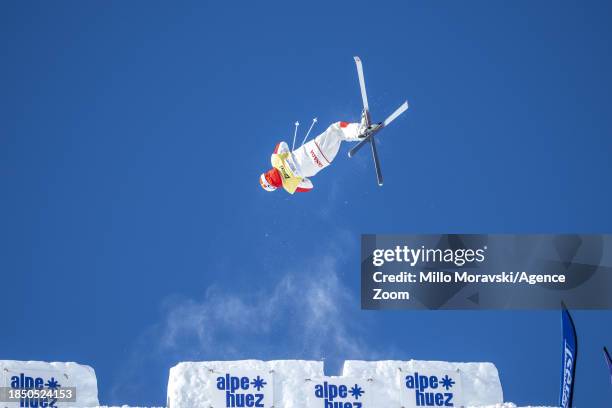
top-left (349, 384), bottom-right (364, 400)
top-left (251, 376), bottom-right (267, 391)
top-left (45, 378), bottom-right (61, 390)
top-left (440, 375), bottom-right (455, 390)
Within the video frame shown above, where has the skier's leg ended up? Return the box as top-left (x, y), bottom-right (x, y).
top-left (291, 121), bottom-right (359, 177)
top-left (311, 121), bottom-right (360, 162)
top-left (337, 121), bottom-right (362, 141)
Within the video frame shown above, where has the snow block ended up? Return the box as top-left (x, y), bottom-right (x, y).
top-left (167, 360), bottom-right (324, 408)
top-left (0, 360), bottom-right (99, 407)
top-left (342, 360), bottom-right (503, 407)
top-left (167, 359), bottom-right (513, 408)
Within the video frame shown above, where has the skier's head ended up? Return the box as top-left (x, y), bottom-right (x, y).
top-left (259, 168), bottom-right (282, 192)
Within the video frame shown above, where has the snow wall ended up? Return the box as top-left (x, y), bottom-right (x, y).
top-left (0, 360), bottom-right (99, 407)
top-left (0, 359), bottom-right (554, 408)
top-left (166, 359), bottom-right (506, 408)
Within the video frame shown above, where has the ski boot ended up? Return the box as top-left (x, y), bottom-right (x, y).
top-left (357, 109), bottom-right (369, 138)
top-left (357, 110), bottom-right (382, 138)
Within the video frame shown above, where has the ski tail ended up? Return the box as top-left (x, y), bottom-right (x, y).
top-left (354, 56), bottom-right (370, 114)
top-left (383, 101), bottom-right (409, 127)
top-left (348, 136), bottom-right (371, 158)
top-left (370, 136), bottom-right (383, 186)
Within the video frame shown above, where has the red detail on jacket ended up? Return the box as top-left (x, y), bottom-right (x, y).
top-left (340, 121), bottom-right (349, 128)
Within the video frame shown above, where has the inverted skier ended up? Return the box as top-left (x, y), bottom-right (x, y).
top-left (259, 115), bottom-right (376, 194)
top-left (260, 57), bottom-right (408, 192)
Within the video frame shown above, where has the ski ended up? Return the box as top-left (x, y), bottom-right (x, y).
top-left (348, 100), bottom-right (408, 158)
top-left (348, 56), bottom-right (408, 185)
top-left (354, 56), bottom-right (371, 124)
top-left (348, 125), bottom-right (382, 158)
top-left (383, 101), bottom-right (409, 126)
top-left (370, 136), bottom-right (383, 186)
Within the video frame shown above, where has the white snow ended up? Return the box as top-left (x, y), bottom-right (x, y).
top-left (167, 360), bottom-right (323, 408)
top-left (343, 359), bottom-right (503, 407)
top-left (166, 359), bottom-right (555, 408)
top-left (0, 360), bottom-right (99, 407)
top-left (0, 359), bottom-right (555, 407)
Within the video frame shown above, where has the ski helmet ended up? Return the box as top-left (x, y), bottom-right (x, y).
top-left (259, 173), bottom-right (277, 191)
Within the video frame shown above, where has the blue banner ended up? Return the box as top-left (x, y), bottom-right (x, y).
top-left (559, 303), bottom-right (577, 408)
top-left (604, 347), bottom-right (612, 386)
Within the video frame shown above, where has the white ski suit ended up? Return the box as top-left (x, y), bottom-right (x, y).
top-left (270, 121), bottom-right (361, 193)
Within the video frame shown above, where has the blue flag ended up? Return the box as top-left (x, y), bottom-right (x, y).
top-left (604, 347), bottom-right (612, 385)
top-left (559, 303), bottom-right (577, 408)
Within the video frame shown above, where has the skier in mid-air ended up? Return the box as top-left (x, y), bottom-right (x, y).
top-left (259, 56), bottom-right (408, 193)
top-left (259, 116), bottom-right (371, 194)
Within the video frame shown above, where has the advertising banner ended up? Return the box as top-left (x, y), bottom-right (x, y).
top-left (306, 377), bottom-right (370, 408)
top-left (399, 369), bottom-right (463, 408)
top-left (604, 347), bottom-right (612, 386)
top-left (209, 370), bottom-right (273, 408)
top-left (0, 361), bottom-right (98, 408)
top-left (559, 305), bottom-right (577, 408)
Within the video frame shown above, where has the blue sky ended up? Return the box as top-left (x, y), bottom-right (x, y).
top-left (1, 0), bottom-right (612, 406)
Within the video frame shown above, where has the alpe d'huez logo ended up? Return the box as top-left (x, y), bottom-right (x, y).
top-left (313, 380), bottom-right (366, 408)
top-left (405, 372), bottom-right (457, 407)
top-left (10, 373), bottom-right (62, 407)
top-left (216, 373), bottom-right (268, 407)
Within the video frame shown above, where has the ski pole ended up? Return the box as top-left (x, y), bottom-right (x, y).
top-left (291, 121), bottom-right (300, 151)
top-left (301, 117), bottom-right (318, 147)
